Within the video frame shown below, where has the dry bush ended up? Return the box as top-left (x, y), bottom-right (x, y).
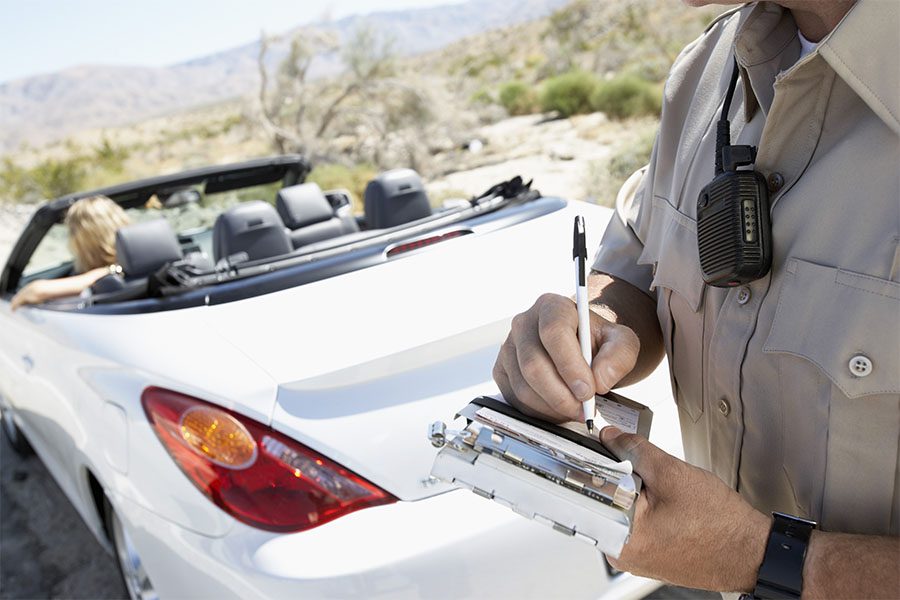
top-left (591, 74), bottom-right (662, 120)
top-left (540, 71), bottom-right (600, 117)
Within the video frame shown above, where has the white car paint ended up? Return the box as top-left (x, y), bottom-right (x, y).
top-left (0, 198), bottom-right (680, 598)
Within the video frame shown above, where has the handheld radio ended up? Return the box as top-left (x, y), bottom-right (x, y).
top-left (696, 58), bottom-right (772, 287)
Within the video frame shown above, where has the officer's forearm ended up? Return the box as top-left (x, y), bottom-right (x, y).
top-left (587, 270), bottom-right (664, 386)
top-left (802, 531), bottom-right (900, 598)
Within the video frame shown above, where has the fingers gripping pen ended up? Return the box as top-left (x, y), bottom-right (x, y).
top-left (573, 216), bottom-right (595, 433)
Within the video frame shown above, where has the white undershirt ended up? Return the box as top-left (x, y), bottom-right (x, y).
top-left (797, 30), bottom-right (818, 61)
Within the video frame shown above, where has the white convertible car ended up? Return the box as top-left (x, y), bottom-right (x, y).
top-left (0, 156), bottom-right (680, 599)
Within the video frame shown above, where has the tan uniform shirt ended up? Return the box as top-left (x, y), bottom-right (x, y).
top-left (593, 1), bottom-right (899, 536)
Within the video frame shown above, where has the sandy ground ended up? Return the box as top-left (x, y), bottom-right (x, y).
top-left (427, 112), bottom-right (642, 203)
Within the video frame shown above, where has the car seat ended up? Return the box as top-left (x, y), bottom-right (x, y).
top-left (364, 169), bottom-right (432, 230)
top-left (116, 218), bottom-right (184, 280)
top-left (212, 201), bottom-right (292, 263)
top-left (276, 183), bottom-right (354, 249)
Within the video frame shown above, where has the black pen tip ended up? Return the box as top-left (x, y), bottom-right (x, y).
top-left (586, 419), bottom-right (594, 434)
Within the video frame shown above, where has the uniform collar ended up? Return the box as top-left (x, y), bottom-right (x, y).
top-left (733, 3), bottom-right (800, 119)
top-left (818, 0), bottom-right (900, 135)
top-left (732, 1), bottom-right (899, 135)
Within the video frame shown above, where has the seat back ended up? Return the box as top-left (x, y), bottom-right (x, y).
top-left (364, 169), bottom-right (432, 230)
top-left (276, 183), bottom-right (354, 249)
top-left (115, 218), bottom-right (184, 280)
top-left (213, 201), bottom-right (292, 263)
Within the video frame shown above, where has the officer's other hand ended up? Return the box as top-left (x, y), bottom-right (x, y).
top-left (492, 293), bottom-right (640, 423)
top-left (601, 427), bottom-right (771, 592)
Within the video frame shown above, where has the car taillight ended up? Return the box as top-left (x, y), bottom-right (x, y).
top-left (141, 386), bottom-right (395, 533)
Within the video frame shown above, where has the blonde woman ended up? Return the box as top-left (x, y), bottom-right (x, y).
top-left (11, 195), bottom-right (130, 310)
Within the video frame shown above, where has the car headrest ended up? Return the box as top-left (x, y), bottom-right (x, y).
top-left (90, 273), bottom-right (126, 295)
top-left (276, 183), bottom-right (335, 230)
top-left (115, 218), bottom-right (184, 280)
top-left (364, 169), bottom-right (432, 229)
top-left (212, 200), bottom-right (292, 263)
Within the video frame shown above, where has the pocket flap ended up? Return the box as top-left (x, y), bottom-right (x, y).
top-left (764, 259), bottom-right (900, 399)
top-left (638, 197), bottom-right (706, 312)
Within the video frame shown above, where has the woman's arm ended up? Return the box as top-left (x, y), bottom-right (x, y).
top-left (10, 267), bottom-right (109, 311)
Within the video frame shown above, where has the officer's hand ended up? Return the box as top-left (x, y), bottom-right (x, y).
top-left (492, 293), bottom-right (640, 423)
top-left (601, 427), bottom-right (771, 592)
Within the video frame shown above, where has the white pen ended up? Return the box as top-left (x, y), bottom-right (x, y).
top-left (573, 216), bottom-right (595, 434)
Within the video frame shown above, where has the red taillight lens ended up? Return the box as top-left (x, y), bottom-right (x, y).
top-left (141, 386), bottom-right (395, 533)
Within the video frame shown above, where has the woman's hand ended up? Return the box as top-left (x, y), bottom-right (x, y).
top-left (9, 267), bottom-right (108, 311)
top-left (10, 281), bottom-right (47, 311)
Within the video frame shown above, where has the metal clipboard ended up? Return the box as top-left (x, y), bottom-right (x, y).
top-left (428, 395), bottom-right (652, 558)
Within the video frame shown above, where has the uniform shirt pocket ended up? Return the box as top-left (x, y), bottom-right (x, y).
top-left (638, 197), bottom-right (706, 312)
top-left (763, 258), bottom-right (900, 534)
top-left (764, 258), bottom-right (899, 398)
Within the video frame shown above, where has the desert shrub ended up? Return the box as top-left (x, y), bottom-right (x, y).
top-left (94, 137), bottom-right (130, 172)
top-left (307, 163), bottom-right (377, 215)
top-left (0, 158), bottom-right (38, 203)
top-left (28, 156), bottom-right (88, 200)
top-left (469, 88), bottom-right (494, 106)
top-left (591, 74), bottom-right (662, 120)
top-left (539, 71), bottom-right (600, 117)
top-left (499, 81), bottom-right (539, 116)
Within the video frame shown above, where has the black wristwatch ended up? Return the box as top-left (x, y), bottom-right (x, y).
top-left (742, 512), bottom-right (817, 599)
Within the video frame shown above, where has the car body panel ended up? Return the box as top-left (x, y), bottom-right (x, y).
top-left (199, 199), bottom-right (610, 500)
top-left (113, 486), bottom-right (666, 600)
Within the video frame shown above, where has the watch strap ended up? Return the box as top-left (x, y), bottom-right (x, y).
top-left (753, 512), bottom-right (817, 599)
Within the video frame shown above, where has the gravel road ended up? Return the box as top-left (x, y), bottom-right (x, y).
top-left (0, 435), bottom-right (125, 599)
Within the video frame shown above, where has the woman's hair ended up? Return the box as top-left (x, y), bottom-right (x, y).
top-left (65, 195), bottom-right (131, 272)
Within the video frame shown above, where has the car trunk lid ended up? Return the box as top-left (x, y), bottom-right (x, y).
top-left (202, 202), bottom-right (610, 500)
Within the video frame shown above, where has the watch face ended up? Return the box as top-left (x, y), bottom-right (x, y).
top-left (772, 512), bottom-right (817, 529)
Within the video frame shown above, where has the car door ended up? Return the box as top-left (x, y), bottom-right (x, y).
top-left (0, 223), bottom-right (87, 503)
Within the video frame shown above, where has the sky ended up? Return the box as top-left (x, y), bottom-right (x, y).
top-left (0, 0), bottom-right (463, 83)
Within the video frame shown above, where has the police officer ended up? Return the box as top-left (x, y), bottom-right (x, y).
top-left (493, 1), bottom-right (899, 597)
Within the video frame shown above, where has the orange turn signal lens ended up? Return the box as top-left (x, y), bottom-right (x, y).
top-left (179, 406), bottom-right (257, 469)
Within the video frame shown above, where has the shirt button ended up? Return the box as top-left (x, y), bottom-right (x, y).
top-left (848, 355), bottom-right (873, 378)
top-left (737, 287), bottom-right (752, 305)
top-left (718, 398), bottom-right (731, 417)
top-left (767, 172), bottom-right (785, 193)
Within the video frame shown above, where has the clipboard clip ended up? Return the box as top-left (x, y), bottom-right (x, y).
top-left (428, 421), bottom-right (473, 448)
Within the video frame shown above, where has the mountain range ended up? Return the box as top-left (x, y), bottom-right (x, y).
top-left (0, 0), bottom-right (569, 154)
